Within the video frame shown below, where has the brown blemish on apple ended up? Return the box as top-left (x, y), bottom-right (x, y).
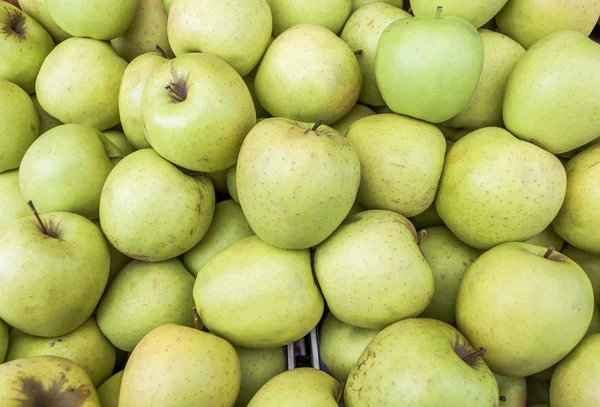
top-left (15, 375), bottom-right (91, 407)
top-left (2, 7), bottom-right (26, 40)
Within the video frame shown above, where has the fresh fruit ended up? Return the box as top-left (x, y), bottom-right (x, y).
top-left (563, 245), bottom-right (600, 304)
top-left (235, 346), bottom-right (287, 407)
top-left (0, 318), bottom-right (7, 363)
top-left (103, 130), bottom-right (135, 156)
top-left (30, 94), bottom-right (61, 134)
top-left (329, 103), bottom-right (375, 136)
top-left (494, 373), bottom-right (527, 407)
top-left (17, 0), bottom-right (71, 43)
top-left (0, 170), bottom-right (30, 226)
top-left (526, 225), bottom-right (566, 251)
top-left (410, 0), bottom-right (508, 28)
top-left (97, 371), bottom-right (123, 407)
top-left (267, 0), bottom-right (352, 36)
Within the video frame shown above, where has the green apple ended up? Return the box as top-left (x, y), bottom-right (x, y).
top-left (0, 356), bottom-right (101, 406)
top-left (346, 114), bottom-right (446, 217)
top-left (410, 0), bottom-right (508, 28)
top-left (436, 127), bottom-right (567, 250)
top-left (418, 226), bottom-right (481, 325)
top-left (244, 66), bottom-right (271, 119)
top-left (99, 149), bottom-right (215, 262)
top-left (91, 219), bottom-right (131, 284)
top-left (0, 80), bottom-right (39, 173)
top-left (6, 317), bottom-right (116, 387)
top-left (443, 29), bottom-right (525, 130)
top-left (346, 199), bottom-right (366, 218)
top-left (550, 333), bottom-right (600, 406)
top-left (103, 130), bottom-right (135, 156)
top-left (319, 312), bottom-right (380, 382)
top-left (456, 242), bottom-right (594, 377)
top-left (345, 318), bottom-right (499, 406)
top-left (496, 0), bottom-right (600, 48)
top-left (0, 211), bottom-right (110, 338)
top-left (0, 3), bottom-right (54, 94)
top-left (19, 124), bottom-right (119, 219)
top-left (194, 235), bottom-right (324, 348)
top-left (207, 169), bottom-right (229, 196)
top-left (97, 371), bottom-right (123, 407)
top-left (168, 0), bottom-right (272, 77)
top-left (142, 52), bottom-right (256, 172)
top-left (118, 51), bottom-right (166, 150)
top-left (96, 258), bottom-right (196, 352)
top-left (30, 94), bottom-right (61, 134)
top-left (0, 318), bottom-right (7, 363)
top-left (46, 0), bottom-right (140, 40)
top-left (0, 170), bottom-right (29, 226)
top-left (504, 31), bottom-right (600, 154)
top-left (330, 103), bottom-right (374, 136)
top-left (248, 368), bottom-right (341, 407)
top-left (236, 118), bottom-right (360, 249)
top-left (226, 165), bottom-right (240, 203)
top-left (267, 0), bottom-right (352, 36)
top-left (494, 374), bottom-right (526, 407)
top-left (255, 23), bottom-right (362, 124)
top-left (111, 0), bottom-right (173, 62)
top-left (351, 0), bottom-right (404, 12)
top-left (17, 0), bottom-right (70, 43)
top-left (234, 346), bottom-right (287, 407)
top-left (563, 245), bottom-right (600, 304)
top-left (340, 2), bottom-right (412, 107)
top-left (119, 324), bottom-right (241, 407)
top-left (182, 200), bottom-right (254, 276)
top-left (36, 38), bottom-right (128, 131)
top-left (163, 0), bottom-right (173, 12)
top-left (553, 143), bottom-right (600, 254)
top-left (409, 203), bottom-right (444, 230)
top-left (375, 7), bottom-right (484, 123)
top-left (315, 210), bottom-right (434, 329)
top-left (527, 377), bottom-right (550, 406)
top-left (525, 225), bottom-right (566, 251)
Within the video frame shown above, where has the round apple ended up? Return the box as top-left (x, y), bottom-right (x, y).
top-left (268, 0), bottom-right (352, 36)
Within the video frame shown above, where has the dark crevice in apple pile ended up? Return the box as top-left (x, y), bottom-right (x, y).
top-left (165, 69), bottom-right (189, 104)
top-left (2, 8), bottom-right (26, 40)
top-left (27, 201), bottom-right (62, 240)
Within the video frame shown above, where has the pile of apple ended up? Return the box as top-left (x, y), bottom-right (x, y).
top-left (1, 0), bottom-right (600, 406)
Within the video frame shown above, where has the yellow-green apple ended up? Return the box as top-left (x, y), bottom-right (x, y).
top-left (330, 103), bottom-right (374, 136)
top-left (563, 245), bottom-right (600, 304)
top-left (0, 170), bottom-right (29, 226)
top-left (410, 0), bottom-right (508, 28)
top-left (234, 346), bottom-right (287, 407)
top-left (267, 0), bottom-right (352, 36)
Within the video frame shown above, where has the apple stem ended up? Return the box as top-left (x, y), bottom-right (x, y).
top-left (543, 246), bottom-right (555, 259)
top-left (155, 45), bottom-right (167, 59)
top-left (192, 306), bottom-right (200, 330)
top-left (165, 84), bottom-right (185, 102)
top-left (354, 49), bottom-right (363, 55)
top-left (499, 395), bottom-right (507, 402)
top-left (434, 6), bottom-right (443, 19)
top-left (461, 347), bottom-right (486, 365)
top-left (418, 229), bottom-right (427, 244)
top-left (27, 201), bottom-right (48, 235)
top-left (304, 120), bottom-right (324, 135)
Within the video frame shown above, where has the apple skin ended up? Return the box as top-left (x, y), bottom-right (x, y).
top-left (30, 94), bottom-right (61, 134)
top-left (97, 371), bottom-right (123, 407)
top-left (18, 0), bottom-right (71, 43)
top-left (35, 38), bottom-right (128, 131)
top-left (503, 31), bottom-right (600, 154)
top-left (168, 0), bottom-right (272, 77)
top-left (267, 0), bottom-right (352, 36)
top-left (142, 52), bottom-right (256, 172)
top-left (0, 211), bottom-right (110, 337)
top-left (344, 318), bottom-right (499, 407)
top-left (563, 245), bottom-right (600, 304)
top-left (0, 170), bottom-right (29, 227)
top-left (410, 0), bottom-right (508, 28)
top-left (375, 10), bottom-right (484, 123)
top-left (330, 103), bottom-right (374, 136)
top-left (118, 51), bottom-right (166, 150)
top-left (553, 143), bottom-right (600, 255)
top-left (0, 3), bottom-right (54, 94)
top-left (0, 318), bottom-right (7, 363)
top-left (234, 346), bottom-right (287, 407)
top-left (340, 2), bottom-right (412, 107)
top-left (103, 130), bottom-right (135, 156)
top-left (46, 0), bottom-right (140, 40)
top-left (525, 225), bottom-right (565, 251)
top-left (494, 373), bottom-right (527, 407)
top-left (99, 149), bottom-right (215, 262)
top-left (496, 0), bottom-right (600, 49)
top-left (456, 242), bottom-right (594, 377)
top-left (351, 0), bottom-right (404, 12)
top-left (254, 23), bottom-right (362, 124)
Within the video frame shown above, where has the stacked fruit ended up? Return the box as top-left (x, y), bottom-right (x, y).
top-left (0, 0), bottom-right (599, 406)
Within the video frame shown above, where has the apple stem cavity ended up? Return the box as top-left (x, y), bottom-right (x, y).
top-left (27, 201), bottom-right (48, 235)
top-left (434, 6), bottom-right (443, 19)
top-left (192, 306), bottom-right (200, 330)
top-left (2, 9), bottom-right (26, 39)
top-left (354, 49), bottom-right (363, 55)
top-left (165, 69), bottom-right (189, 104)
top-left (305, 120), bottom-right (324, 135)
top-left (543, 246), bottom-right (555, 259)
top-left (155, 45), bottom-right (167, 59)
top-left (461, 347), bottom-right (486, 366)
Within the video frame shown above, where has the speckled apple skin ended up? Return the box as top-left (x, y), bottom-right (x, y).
top-left (267, 0), bottom-right (351, 36)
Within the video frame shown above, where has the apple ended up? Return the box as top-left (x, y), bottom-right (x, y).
top-left (97, 371), bottom-right (123, 407)
top-left (436, 127), bottom-right (567, 250)
top-left (456, 242), bottom-right (594, 377)
top-left (0, 208), bottom-right (110, 337)
top-left (443, 29), bottom-right (525, 130)
top-left (314, 210), bottom-right (434, 329)
top-left (267, 0), bottom-right (352, 36)
top-left (375, 6), bottom-right (484, 123)
top-left (18, 0), bottom-right (71, 43)
top-left (168, 0), bottom-right (272, 77)
top-left (234, 346), bottom-right (287, 407)
top-left (194, 235), bottom-right (324, 348)
top-left (0, 170), bottom-right (29, 226)
top-left (410, 0), bottom-right (509, 28)
top-left (553, 143), bottom-right (600, 254)
top-left (30, 94), bottom-right (61, 134)
top-left (142, 52), bottom-right (256, 172)
top-left (226, 165), bottom-right (240, 204)
top-left (254, 23), bottom-right (362, 124)
top-left (525, 225), bottom-right (566, 251)
top-left (494, 373), bottom-right (527, 407)
top-left (351, 0), bottom-right (404, 12)
top-left (496, 0), bottom-right (600, 48)
top-left (0, 2), bottom-right (54, 94)
top-left (503, 31), bottom-right (600, 154)
top-left (340, 1), bottom-right (412, 107)
top-left (0, 318), bottom-right (8, 363)
top-left (99, 149), bottom-right (215, 262)
top-left (19, 124), bottom-right (120, 219)
top-left (103, 130), bottom-right (135, 156)
top-left (345, 113), bottom-right (446, 217)
top-left (35, 38), bottom-right (128, 131)
top-left (46, 0), bottom-right (140, 40)
top-left (409, 203), bottom-right (444, 230)
top-left (236, 118), bottom-right (360, 249)
top-left (329, 103), bottom-right (374, 136)
top-left (563, 245), bottom-right (600, 304)
top-left (118, 50), bottom-right (166, 150)
top-left (344, 318), bottom-right (499, 406)
top-left (243, 66), bottom-right (272, 119)
top-left (111, 0), bottom-right (173, 62)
